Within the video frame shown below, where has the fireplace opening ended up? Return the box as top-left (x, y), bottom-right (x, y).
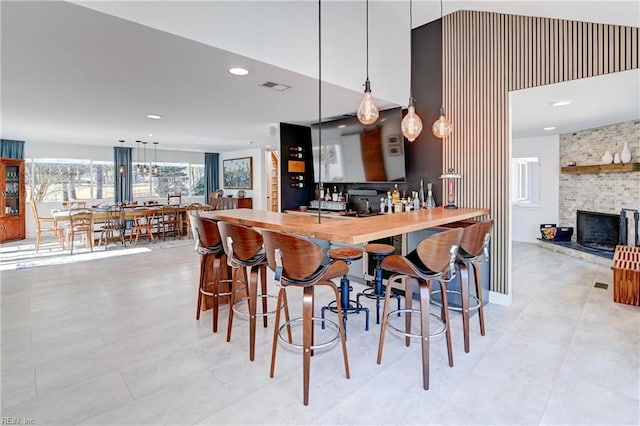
top-left (576, 210), bottom-right (626, 252)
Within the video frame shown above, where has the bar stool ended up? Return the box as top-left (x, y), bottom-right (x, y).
top-left (357, 243), bottom-right (401, 324)
top-left (451, 220), bottom-right (493, 353)
top-left (262, 230), bottom-right (350, 406)
top-left (217, 221), bottom-right (275, 362)
top-left (321, 247), bottom-right (369, 338)
top-left (377, 227), bottom-right (463, 390)
top-left (191, 215), bottom-right (232, 333)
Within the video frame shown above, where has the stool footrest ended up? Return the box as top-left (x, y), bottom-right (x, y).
top-left (386, 308), bottom-right (446, 339)
top-left (231, 293), bottom-right (279, 318)
top-left (430, 289), bottom-right (481, 312)
top-left (277, 317), bottom-right (341, 350)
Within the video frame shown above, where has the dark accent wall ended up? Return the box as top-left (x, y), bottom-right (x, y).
top-left (279, 123), bottom-right (314, 212)
top-left (407, 19), bottom-right (444, 205)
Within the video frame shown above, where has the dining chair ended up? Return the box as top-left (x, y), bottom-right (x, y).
top-left (129, 209), bottom-right (157, 245)
top-left (30, 201), bottom-right (65, 252)
top-left (67, 208), bottom-right (94, 254)
top-left (98, 204), bottom-right (126, 249)
top-left (158, 205), bottom-right (182, 240)
top-left (167, 193), bottom-right (182, 205)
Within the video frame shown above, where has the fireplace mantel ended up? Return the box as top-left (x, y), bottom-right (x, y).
top-left (561, 163), bottom-right (640, 174)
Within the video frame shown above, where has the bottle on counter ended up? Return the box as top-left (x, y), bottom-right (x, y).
top-left (413, 193), bottom-right (421, 211)
top-left (324, 186), bottom-right (331, 201)
top-left (426, 182), bottom-right (436, 209)
top-left (386, 192), bottom-right (393, 214)
top-left (319, 184), bottom-right (324, 200)
top-left (419, 177), bottom-right (425, 208)
top-left (392, 184), bottom-right (399, 204)
top-left (332, 185), bottom-right (338, 202)
top-left (380, 198), bottom-right (386, 213)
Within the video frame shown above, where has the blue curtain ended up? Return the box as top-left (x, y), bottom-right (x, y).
top-left (205, 153), bottom-right (219, 204)
top-left (114, 146), bottom-right (132, 203)
top-left (1, 139), bottom-right (25, 159)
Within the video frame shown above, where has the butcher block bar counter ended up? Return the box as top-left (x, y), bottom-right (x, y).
top-left (201, 206), bottom-right (490, 244)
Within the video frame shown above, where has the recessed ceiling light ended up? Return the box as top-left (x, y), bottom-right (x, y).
top-left (147, 114), bottom-right (162, 120)
top-left (229, 67), bottom-right (249, 76)
top-left (550, 100), bottom-right (572, 107)
top-left (148, 133), bottom-right (153, 137)
top-left (337, 124), bottom-right (347, 129)
top-left (543, 126), bottom-right (556, 131)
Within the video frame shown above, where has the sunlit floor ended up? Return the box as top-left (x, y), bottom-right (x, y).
top-left (1, 240), bottom-right (638, 425)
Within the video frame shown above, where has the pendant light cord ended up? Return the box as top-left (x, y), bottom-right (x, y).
top-left (365, 0), bottom-right (369, 80)
top-left (317, 0), bottom-right (322, 223)
top-left (409, 0), bottom-right (413, 96)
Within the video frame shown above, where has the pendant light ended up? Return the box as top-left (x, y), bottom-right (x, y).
top-left (135, 140), bottom-right (142, 173)
top-left (401, 0), bottom-right (423, 142)
top-left (432, 0), bottom-right (453, 139)
top-left (152, 142), bottom-right (159, 177)
top-left (117, 140), bottom-right (126, 175)
top-left (356, 0), bottom-right (379, 125)
top-left (142, 141), bottom-right (149, 175)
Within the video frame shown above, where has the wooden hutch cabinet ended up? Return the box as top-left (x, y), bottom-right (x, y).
top-left (0, 158), bottom-right (26, 243)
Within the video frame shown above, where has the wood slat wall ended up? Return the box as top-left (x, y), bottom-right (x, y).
top-left (442, 11), bottom-right (639, 295)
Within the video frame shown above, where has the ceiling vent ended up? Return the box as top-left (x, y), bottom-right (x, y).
top-left (261, 81), bottom-right (291, 92)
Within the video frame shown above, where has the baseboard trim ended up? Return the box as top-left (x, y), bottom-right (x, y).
top-left (489, 290), bottom-right (512, 306)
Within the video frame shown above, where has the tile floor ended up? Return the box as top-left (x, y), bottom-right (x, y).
top-left (1, 240), bottom-right (638, 425)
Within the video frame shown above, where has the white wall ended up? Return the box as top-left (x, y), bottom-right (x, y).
top-left (219, 148), bottom-right (266, 211)
top-left (25, 141), bottom-right (205, 164)
top-left (512, 135), bottom-right (560, 242)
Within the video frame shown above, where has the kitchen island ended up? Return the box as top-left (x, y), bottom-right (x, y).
top-left (200, 206), bottom-right (490, 244)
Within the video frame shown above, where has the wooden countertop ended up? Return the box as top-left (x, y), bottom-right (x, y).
top-left (201, 206), bottom-right (490, 244)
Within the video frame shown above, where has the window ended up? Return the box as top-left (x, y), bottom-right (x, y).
top-left (26, 157), bottom-right (204, 202)
top-left (511, 156), bottom-right (540, 206)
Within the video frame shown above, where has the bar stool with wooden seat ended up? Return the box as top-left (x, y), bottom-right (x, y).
top-left (191, 215), bottom-right (232, 333)
top-left (377, 227), bottom-right (463, 390)
top-left (320, 247), bottom-right (369, 338)
top-left (217, 221), bottom-right (274, 361)
top-left (262, 230), bottom-right (350, 406)
top-left (444, 220), bottom-right (493, 353)
top-left (357, 243), bottom-right (401, 324)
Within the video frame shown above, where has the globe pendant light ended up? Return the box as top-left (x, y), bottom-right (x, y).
top-left (117, 140), bottom-right (126, 175)
top-left (432, 0), bottom-right (453, 139)
top-left (401, 0), bottom-right (423, 142)
top-left (401, 96), bottom-right (423, 142)
top-left (142, 141), bottom-right (149, 175)
top-left (135, 140), bottom-right (142, 173)
top-left (356, 0), bottom-right (379, 125)
top-left (151, 142), bottom-right (159, 177)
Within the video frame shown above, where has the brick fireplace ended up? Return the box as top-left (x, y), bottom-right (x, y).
top-left (559, 120), bottom-right (640, 253)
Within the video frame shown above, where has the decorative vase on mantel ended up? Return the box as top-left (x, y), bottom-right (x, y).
top-left (601, 150), bottom-right (613, 164)
top-left (621, 141), bottom-right (632, 163)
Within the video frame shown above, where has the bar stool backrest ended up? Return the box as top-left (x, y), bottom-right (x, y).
top-left (191, 215), bottom-right (222, 251)
top-left (459, 220), bottom-right (493, 258)
top-left (416, 228), bottom-right (464, 274)
top-left (262, 230), bottom-right (324, 281)
top-left (218, 222), bottom-right (263, 262)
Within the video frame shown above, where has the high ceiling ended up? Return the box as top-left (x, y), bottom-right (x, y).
top-left (1, 1), bottom-right (638, 153)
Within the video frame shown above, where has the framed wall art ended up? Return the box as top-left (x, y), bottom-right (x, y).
top-left (223, 157), bottom-right (253, 189)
